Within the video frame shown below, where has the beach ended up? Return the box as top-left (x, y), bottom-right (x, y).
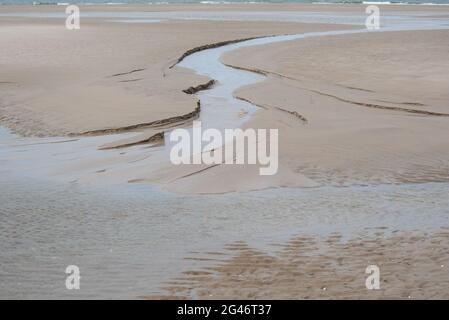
top-left (148, 228), bottom-right (449, 299)
top-left (1, 3), bottom-right (449, 299)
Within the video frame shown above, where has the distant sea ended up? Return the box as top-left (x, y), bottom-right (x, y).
top-left (1, 0), bottom-right (449, 6)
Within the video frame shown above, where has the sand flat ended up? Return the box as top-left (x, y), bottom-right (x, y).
top-left (1, 4), bottom-right (449, 192)
top-left (0, 6), bottom-right (347, 137)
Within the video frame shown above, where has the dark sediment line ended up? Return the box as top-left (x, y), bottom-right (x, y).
top-left (400, 102), bottom-right (427, 107)
top-left (235, 96), bottom-right (308, 123)
top-left (74, 103), bottom-right (201, 136)
top-left (273, 106), bottom-right (308, 123)
top-left (310, 90), bottom-right (449, 117)
top-left (344, 86), bottom-right (375, 93)
top-left (12, 139), bottom-right (79, 147)
top-left (376, 99), bottom-right (426, 107)
top-left (172, 163), bottom-right (221, 181)
top-left (110, 68), bottom-right (146, 77)
top-left (235, 96), bottom-right (268, 110)
top-left (169, 35), bottom-right (275, 69)
top-left (183, 80), bottom-right (216, 94)
top-left (223, 63), bottom-right (268, 76)
top-left (99, 132), bottom-right (164, 150)
top-left (118, 78), bottom-right (143, 83)
top-left (227, 63), bottom-right (449, 117)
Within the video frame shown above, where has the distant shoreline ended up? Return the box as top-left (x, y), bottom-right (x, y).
top-left (2, 1), bottom-right (449, 7)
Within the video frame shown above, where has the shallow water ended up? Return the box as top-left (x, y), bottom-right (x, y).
top-left (2, 10), bottom-right (449, 29)
top-left (1, 172), bottom-right (449, 299)
top-left (2, 0), bottom-right (449, 5)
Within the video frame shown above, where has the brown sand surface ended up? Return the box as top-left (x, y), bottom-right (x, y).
top-left (150, 29), bottom-right (449, 193)
top-left (147, 228), bottom-right (449, 299)
top-left (0, 5), bottom-right (348, 137)
top-left (1, 4), bottom-right (449, 193)
top-left (184, 29), bottom-right (449, 192)
top-left (2, 4), bottom-right (449, 300)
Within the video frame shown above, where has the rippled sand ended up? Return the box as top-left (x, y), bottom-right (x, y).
top-left (2, 175), bottom-right (449, 299)
top-left (148, 228), bottom-right (449, 299)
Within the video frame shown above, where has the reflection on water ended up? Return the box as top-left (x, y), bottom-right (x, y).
top-left (1, 172), bottom-right (448, 299)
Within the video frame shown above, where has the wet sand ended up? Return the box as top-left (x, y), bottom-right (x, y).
top-left (212, 29), bottom-right (449, 192)
top-left (1, 3), bottom-right (449, 300)
top-left (2, 5), bottom-right (449, 195)
top-left (2, 173), bottom-right (448, 299)
top-left (148, 228), bottom-right (449, 299)
top-left (0, 5), bottom-right (347, 137)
